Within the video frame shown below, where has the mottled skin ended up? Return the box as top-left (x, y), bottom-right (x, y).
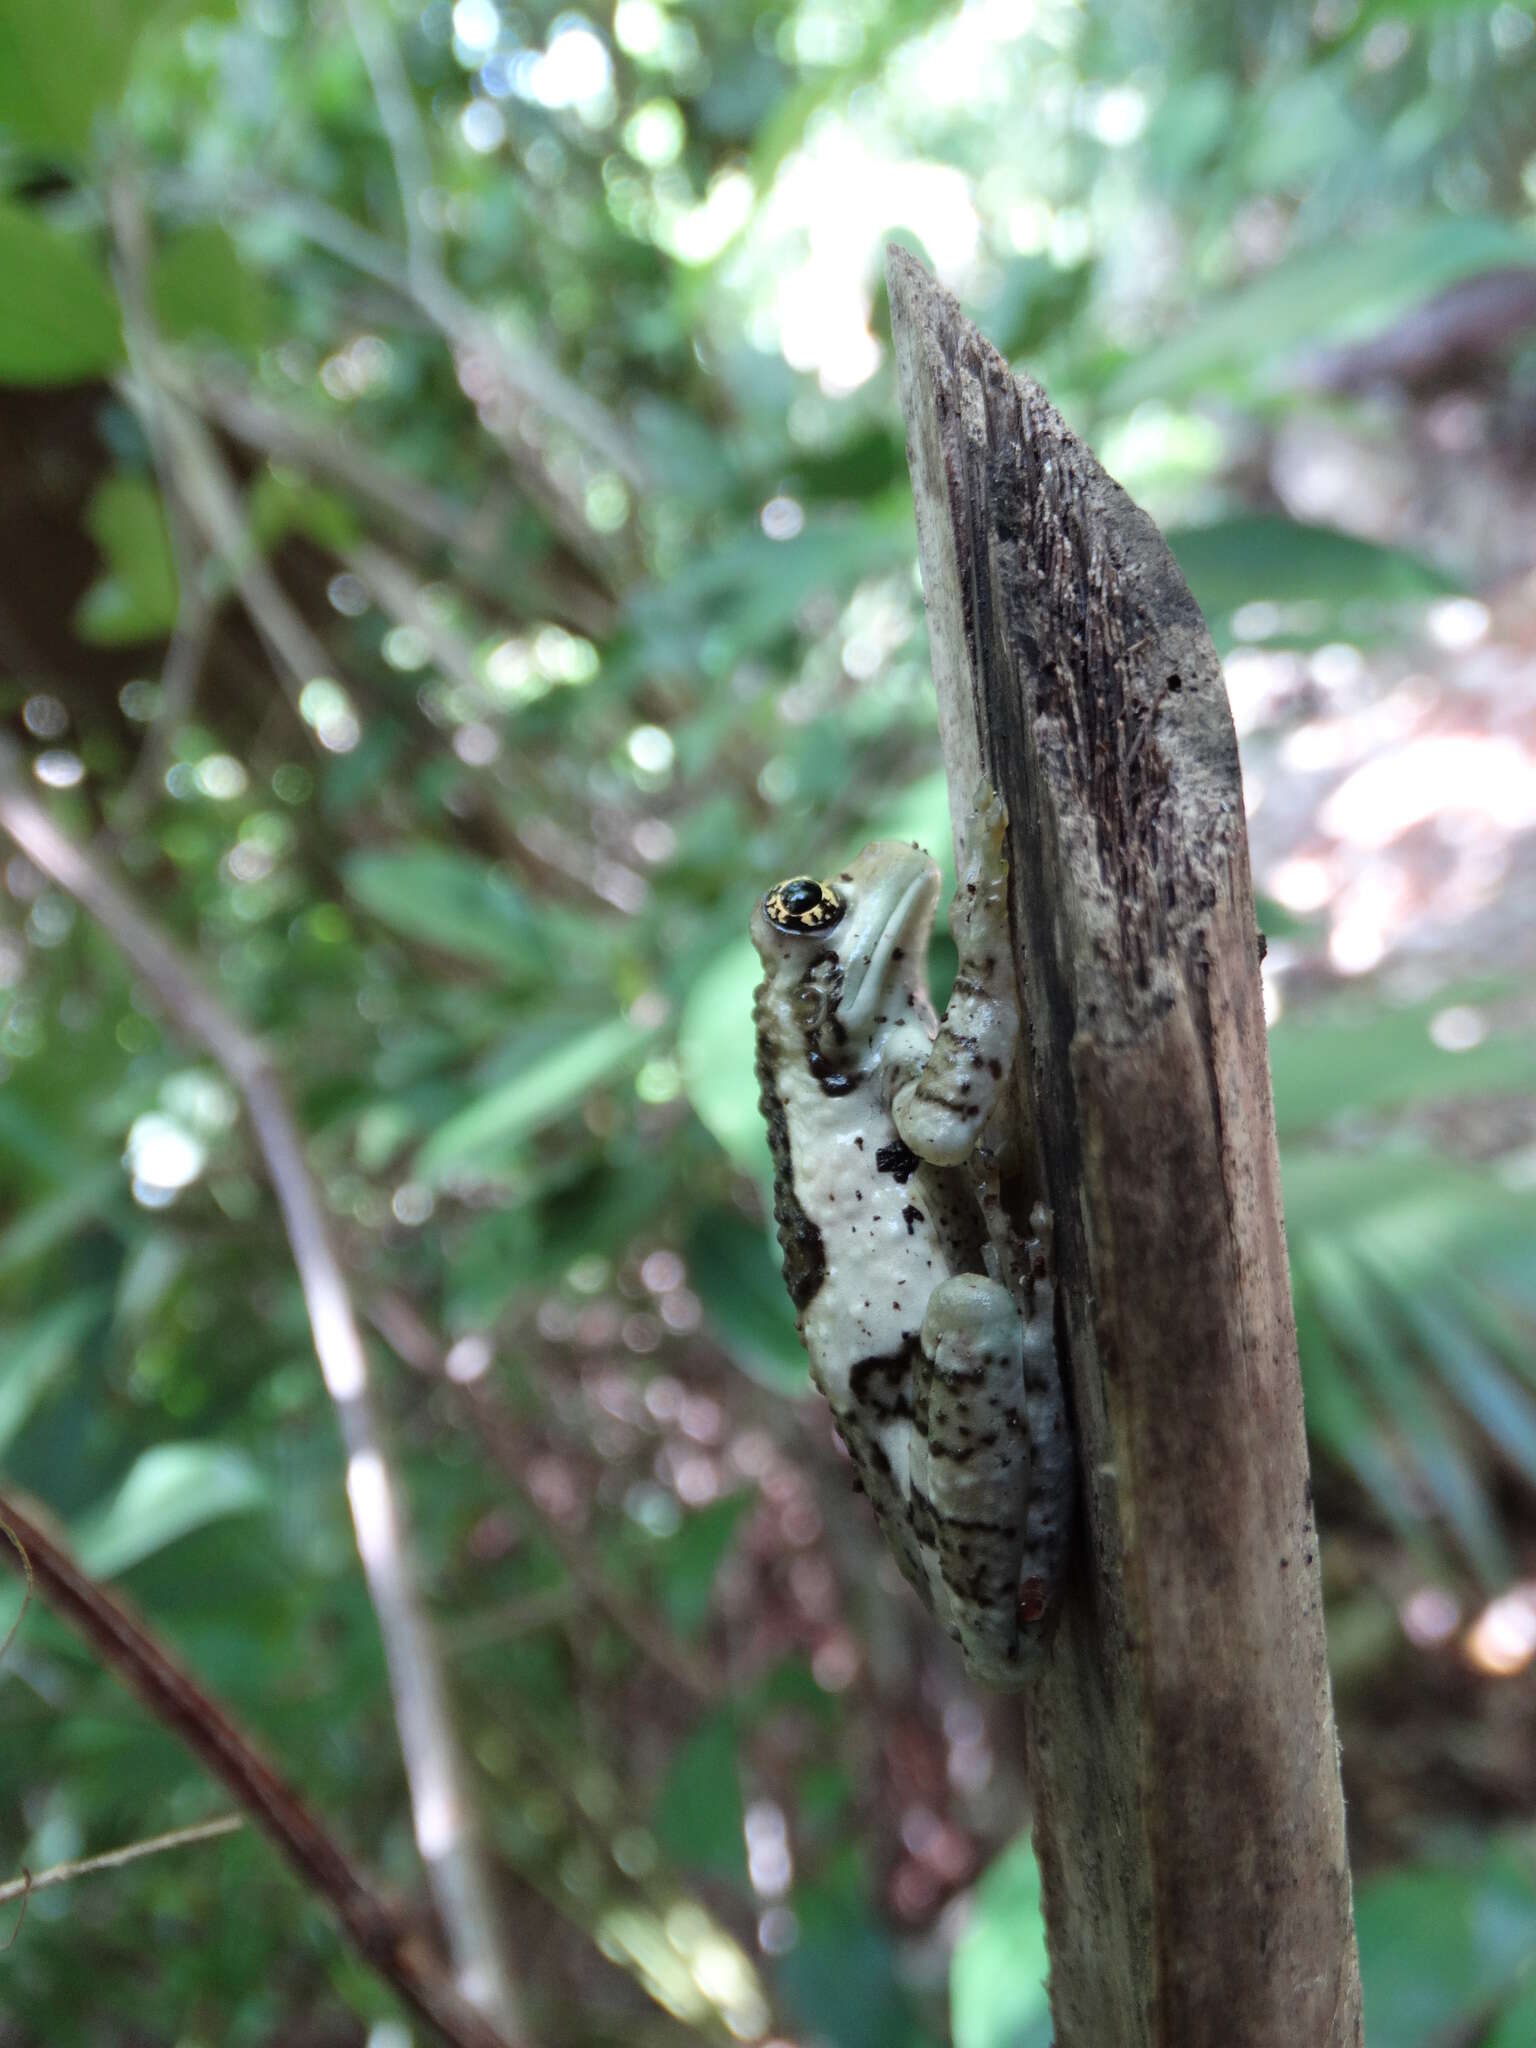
top-left (750, 793), bottom-right (1070, 1687)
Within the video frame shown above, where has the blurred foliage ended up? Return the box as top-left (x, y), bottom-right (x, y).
top-left (1, 0), bottom-right (1534, 2043)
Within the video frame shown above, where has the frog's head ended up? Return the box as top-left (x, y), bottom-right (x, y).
top-left (751, 841), bottom-right (940, 1076)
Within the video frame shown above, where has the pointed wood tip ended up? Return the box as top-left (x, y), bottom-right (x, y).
top-left (884, 242), bottom-right (958, 339)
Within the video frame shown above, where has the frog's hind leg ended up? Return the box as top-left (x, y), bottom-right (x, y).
top-left (913, 1271), bottom-right (1044, 1689)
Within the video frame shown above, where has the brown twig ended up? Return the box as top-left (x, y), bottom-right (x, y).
top-left (0, 747), bottom-right (527, 2042)
top-left (0, 1496), bottom-right (513, 2048)
top-left (0, 1504), bottom-right (34, 1670)
top-left (0, 1814), bottom-right (246, 1909)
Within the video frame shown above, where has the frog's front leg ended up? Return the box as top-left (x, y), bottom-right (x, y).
top-left (894, 787), bottom-right (1019, 1169)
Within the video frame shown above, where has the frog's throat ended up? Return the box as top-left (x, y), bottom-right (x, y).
top-left (839, 871), bottom-right (934, 1031)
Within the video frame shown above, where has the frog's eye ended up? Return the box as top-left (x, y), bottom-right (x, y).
top-left (764, 875), bottom-right (845, 936)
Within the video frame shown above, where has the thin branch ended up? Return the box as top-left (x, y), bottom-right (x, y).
top-left (0, 1815), bottom-right (246, 1909)
top-left (104, 162), bottom-right (221, 826)
top-left (0, 1495), bottom-right (514, 2048)
top-left (337, 544), bottom-right (648, 912)
top-left (0, 749), bottom-right (527, 2045)
top-left (106, 170), bottom-right (340, 740)
top-left (366, 1292), bottom-right (719, 1703)
top-left (347, 538), bottom-right (493, 702)
top-left (161, 170), bottom-right (644, 539)
top-left (195, 373), bottom-right (484, 553)
top-left (143, 390), bottom-right (340, 718)
top-left (189, 372), bottom-right (617, 639)
top-left (261, 182), bottom-right (645, 493)
top-left (343, 0), bottom-right (442, 292)
top-left (113, 573), bottom-right (215, 829)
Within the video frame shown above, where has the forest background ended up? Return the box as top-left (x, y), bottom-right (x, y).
top-left (2, 1), bottom-right (1536, 2044)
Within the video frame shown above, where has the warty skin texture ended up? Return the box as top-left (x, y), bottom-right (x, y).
top-left (751, 801), bottom-right (1070, 1686)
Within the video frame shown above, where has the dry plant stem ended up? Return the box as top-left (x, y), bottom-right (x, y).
top-left (0, 753), bottom-right (526, 2045)
top-left (887, 249), bottom-right (1362, 2048)
top-left (0, 1815), bottom-right (246, 1909)
top-left (0, 1497), bottom-right (515, 2048)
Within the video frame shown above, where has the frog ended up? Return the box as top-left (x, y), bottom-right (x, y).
top-left (750, 789), bottom-right (1072, 1688)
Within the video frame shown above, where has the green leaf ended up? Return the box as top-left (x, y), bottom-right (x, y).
top-left (1269, 987), bottom-right (1534, 1140)
top-left (151, 224), bottom-right (272, 350)
top-left (74, 474), bottom-right (180, 645)
top-left (1167, 516), bottom-right (1457, 645)
top-left (652, 1710), bottom-right (746, 1880)
top-left (627, 504), bottom-right (912, 671)
top-left (678, 937), bottom-right (769, 1182)
top-left (1282, 1149), bottom-right (1536, 1262)
top-left (779, 1848), bottom-right (921, 2048)
top-left (0, 1293), bottom-right (107, 1457)
top-left (1481, 1978), bottom-right (1536, 2048)
top-left (1292, 1290), bottom-right (1421, 1548)
top-left (414, 1015), bottom-right (651, 1179)
top-left (343, 846), bottom-right (548, 975)
top-left (1300, 1240), bottom-right (1508, 1585)
top-left (1384, 1280), bottom-right (1536, 1496)
top-left (1103, 216), bottom-right (1536, 410)
top-left (249, 469), bottom-right (360, 554)
top-left (0, 201), bottom-right (122, 385)
top-left (1358, 0), bottom-right (1530, 22)
top-left (0, 0), bottom-right (147, 159)
top-left (0, 1166), bottom-right (120, 1281)
top-left (74, 1443), bottom-right (267, 1577)
top-left (0, 0), bottom-right (236, 158)
top-left (1356, 1847), bottom-right (1536, 2048)
top-left (652, 1493), bottom-right (754, 1639)
top-left (951, 1834), bottom-right (1054, 2048)
top-left (687, 1210), bottom-right (808, 1394)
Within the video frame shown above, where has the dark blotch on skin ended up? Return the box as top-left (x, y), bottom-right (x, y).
top-left (850, 1335), bottom-right (922, 1414)
top-left (876, 1138), bottom-right (921, 1183)
top-left (753, 979), bottom-right (827, 1312)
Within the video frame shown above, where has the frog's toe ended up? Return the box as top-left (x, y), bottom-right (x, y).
top-left (958, 783), bottom-right (1009, 892)
top-left (975, 782), bottom-right (1007, 836)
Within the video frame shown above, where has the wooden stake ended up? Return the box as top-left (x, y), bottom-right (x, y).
top-left (887, 247), bottom-right (1362, 2048)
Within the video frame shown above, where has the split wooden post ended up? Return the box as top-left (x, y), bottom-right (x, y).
top-left (887, 248), bottom-right (1362, 2047)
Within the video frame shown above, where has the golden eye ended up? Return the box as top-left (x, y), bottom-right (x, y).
top-left (764, 876), bottom-right (845, 936)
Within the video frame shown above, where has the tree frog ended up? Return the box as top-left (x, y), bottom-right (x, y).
top-left (750, 791), bottom-right (1071, 1688)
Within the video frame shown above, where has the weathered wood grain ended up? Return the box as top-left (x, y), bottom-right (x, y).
top-left (887, 245), bottom-right (1362, 2048)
